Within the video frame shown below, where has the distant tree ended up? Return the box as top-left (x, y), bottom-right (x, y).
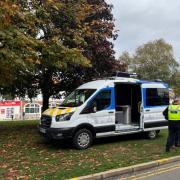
top-left (132, 39), bottom-right (179, 85)
top-left (171, 71), bottom-right (180, 96)
top-left (117, 51), bottom-right (132, 72)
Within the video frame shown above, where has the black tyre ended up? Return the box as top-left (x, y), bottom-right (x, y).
top-left (146, 130), bottom-right (157, 139)
top-left (73, 129), bottom-right (93, 149)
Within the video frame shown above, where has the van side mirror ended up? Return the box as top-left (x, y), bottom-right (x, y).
top-left (93, 105), bottom-right (97, 113)
top-left (92, 102), bottom-right (97, 113)
top-left (81, 101), bottom-right (97, 114)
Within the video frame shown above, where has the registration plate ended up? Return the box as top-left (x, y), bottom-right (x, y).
top-left (39, 127), bottom-right (46, 133)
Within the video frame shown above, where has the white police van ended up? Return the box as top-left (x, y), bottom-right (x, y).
top-left (39, 72), bottom-right (169, 149)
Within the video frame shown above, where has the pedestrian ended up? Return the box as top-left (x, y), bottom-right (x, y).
top-left (22, 112), bottom-right (25, 120)
top-left (163, 98), bottom-right (180, 152)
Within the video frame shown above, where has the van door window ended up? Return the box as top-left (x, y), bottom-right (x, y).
top-left (146, 88), bottom-right (169, 106)
top-left (81, 90), bottom-right (111, 114)
top-left (94, 90), bottom-right (111, 111)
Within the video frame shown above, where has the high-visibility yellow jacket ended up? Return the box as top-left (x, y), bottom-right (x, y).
top-left (168, 105), bottom-right (180, 121)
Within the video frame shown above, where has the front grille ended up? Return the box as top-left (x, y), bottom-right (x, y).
top-left (41, 115), bottom-right (52, 128)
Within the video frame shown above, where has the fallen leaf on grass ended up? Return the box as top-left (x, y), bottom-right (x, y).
top-left (17, 175), bottom-right (29, 180)
top-left (4, 168), bottom-right (20, 180)
top-left (0, 163), bottom-right (7, 168)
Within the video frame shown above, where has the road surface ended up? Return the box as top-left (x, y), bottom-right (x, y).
top-left (107, 161), bottom-right (180, 180)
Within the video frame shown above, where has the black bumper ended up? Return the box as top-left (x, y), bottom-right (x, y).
top-left (38, 125), bottom-right (74, 140)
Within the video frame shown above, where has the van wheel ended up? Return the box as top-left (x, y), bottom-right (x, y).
top-left (73, 129), bottom-right (93, 150)
top-left (146, 130), bottom-right (157, 139)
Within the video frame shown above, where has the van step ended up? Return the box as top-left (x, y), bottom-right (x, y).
top-left (115, 128), bottom-right (140, 132)
top-left (115, 124), bottom-right (140, 130)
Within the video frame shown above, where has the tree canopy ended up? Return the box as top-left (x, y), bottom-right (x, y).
top-left (118, 39), bottom-right (180, 95)
top-left (117, 51), bottom-right (132, 72)
top-left (0, 0), bottom-right (118, 110)
top-left (132, 39), bottom-right (179, 85)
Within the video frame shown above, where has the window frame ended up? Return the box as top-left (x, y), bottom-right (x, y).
top-left (144, 88), bottom-right (169, 107)
top-left (81, 88), bottom-right (113, 114)
top-left (24, 103), bottom-right (41, 114)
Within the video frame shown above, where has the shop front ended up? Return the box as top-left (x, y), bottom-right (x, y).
top-left (0, 101), bottom-right (21, 120)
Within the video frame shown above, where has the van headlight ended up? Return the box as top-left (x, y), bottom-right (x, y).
top-left (55, 113), bottom-right (73, 122)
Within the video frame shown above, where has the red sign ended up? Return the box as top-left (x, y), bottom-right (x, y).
top-left (1, 109), bottom-right (5, 114)
top-left (0, 101), bottom-right (20, 106)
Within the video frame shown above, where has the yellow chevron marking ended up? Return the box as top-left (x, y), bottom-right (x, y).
top-left (53, 108), bottom-right (59, 116)
top-left (44, 109), bottom-right (51, 115)
top-left (43, 109), bottom-right (49, 114)
top-left (56, 109), bottom-right (63, 115)
top-left (50, 108), bottom-right (57, 116)
top-left (66, 107), bottom-right (72, 113)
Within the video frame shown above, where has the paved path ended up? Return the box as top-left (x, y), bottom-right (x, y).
top-left (107, 161), bottom-right (180, 180)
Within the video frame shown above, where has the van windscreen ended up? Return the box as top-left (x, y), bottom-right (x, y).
top-left (61, 89), bottom-right (96, 107)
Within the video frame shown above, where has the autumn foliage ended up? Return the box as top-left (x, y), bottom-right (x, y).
top-left (0, 0), bottom-right (118, 110)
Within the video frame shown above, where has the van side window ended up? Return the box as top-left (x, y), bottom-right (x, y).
top-left (146, 88), bottom-right (169, 106)
top-left (94, 90), bottom-right (111, 111)
top-left (81, 90), bottom-right (111, 114)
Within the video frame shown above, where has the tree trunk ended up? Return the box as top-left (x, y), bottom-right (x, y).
top-left (42, 91), bottom-right (50, 112)
top-left (41, 69), bottom-right (53, 112)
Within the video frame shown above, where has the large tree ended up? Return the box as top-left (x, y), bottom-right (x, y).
top-left (1, 0), bottom-right (118, 111)
top-left (132, 39), bottom-right (179, 85)
top-left (0, 0), bottom-right (119, 110)
top-left (0, 0), bottom-right (92, 110)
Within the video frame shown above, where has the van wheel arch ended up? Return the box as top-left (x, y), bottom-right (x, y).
top-left (146, 130), bottom-right (157, 139)
top-left (72, 124), bottom-right (96, 138)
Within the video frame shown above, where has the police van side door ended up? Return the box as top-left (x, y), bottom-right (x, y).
top-left (81, 88), bottom-right (115, 133)
top-left (141, 83), bottom-right (169, 130)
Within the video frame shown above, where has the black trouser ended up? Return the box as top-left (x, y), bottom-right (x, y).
top-left (166, 122), bottom-right (180, 150)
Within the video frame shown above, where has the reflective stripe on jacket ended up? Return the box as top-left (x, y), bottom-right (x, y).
top-left (168, 105), bottom-right (180, 121)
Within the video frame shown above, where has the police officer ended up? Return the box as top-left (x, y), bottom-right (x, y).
top-left (163, 98), bottom-right (180, 152)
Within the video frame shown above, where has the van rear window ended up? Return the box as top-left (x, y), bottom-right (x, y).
top-left (146, 88), bottom-right (169, 106)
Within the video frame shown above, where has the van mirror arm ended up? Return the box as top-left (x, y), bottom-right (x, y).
top-left (92, 102), bottom-right (97, 113)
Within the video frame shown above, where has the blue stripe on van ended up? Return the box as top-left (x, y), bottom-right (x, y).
top-left (111, 87), bottom-right (115, 109)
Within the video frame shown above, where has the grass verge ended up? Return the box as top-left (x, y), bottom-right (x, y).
top-left (0, 120), bottom-right (179, 180)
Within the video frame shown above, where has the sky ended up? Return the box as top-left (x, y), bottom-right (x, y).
top-left (106, 0), bottom-right (180, 62)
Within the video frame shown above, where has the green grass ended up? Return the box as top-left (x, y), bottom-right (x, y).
top-left (0, 120), bottom-right (180, 180)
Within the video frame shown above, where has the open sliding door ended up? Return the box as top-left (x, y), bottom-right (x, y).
top-left (141, 83), bottom-right (169, 130)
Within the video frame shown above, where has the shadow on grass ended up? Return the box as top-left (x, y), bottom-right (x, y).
top-left (0, 121), bottom-right (166, 151)
top-left (39, 132), bottom-right (165, 150)
top-left (94, 133), bottom-right (146, 145)
top-left (38, 137), bottom-right (73, 150)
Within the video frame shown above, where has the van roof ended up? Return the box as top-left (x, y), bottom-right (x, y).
top-left (77, 77), bottom-right (168, 90)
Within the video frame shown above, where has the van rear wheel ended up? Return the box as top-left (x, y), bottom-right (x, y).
top-left (146, 130), bottom-right (157, 139)
top-left (73, 129), bottom-right (93, 149)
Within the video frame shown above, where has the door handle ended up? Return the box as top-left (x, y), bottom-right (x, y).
top-left (109, 111), bottom-right (114, 114)
top-left (145, 109), bottom-right (150, 112)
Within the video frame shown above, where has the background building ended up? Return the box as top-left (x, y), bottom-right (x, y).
top-left (0, 94), bottom-right (64, 121)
